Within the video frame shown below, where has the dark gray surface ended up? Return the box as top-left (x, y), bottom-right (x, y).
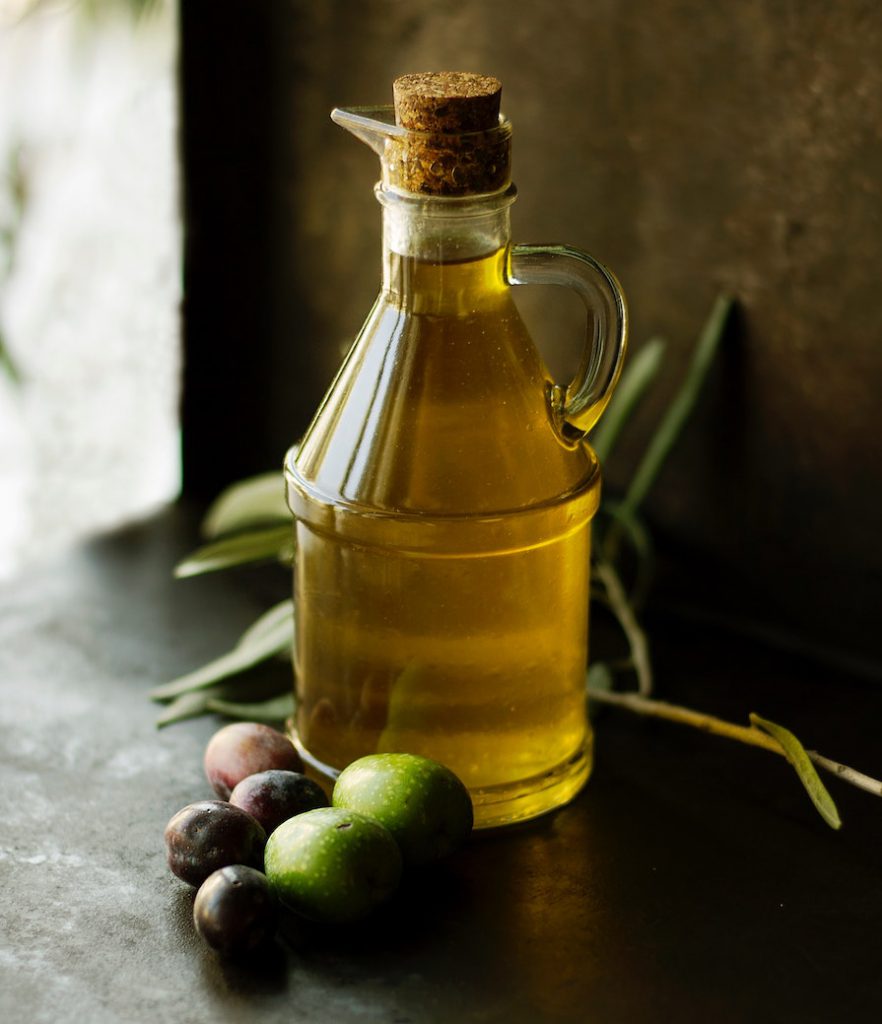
top-left (2, 506), bottom-right (882, 1023)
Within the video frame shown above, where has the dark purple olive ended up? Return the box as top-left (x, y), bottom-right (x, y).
top-left (193, 865), bottom-right (278, 955)
top-left (204, 722), bottom-right (302, 799)
top-left (164, 801), bottom-right (266, 887)
top-left (229, 770), bottom-right (329, 835)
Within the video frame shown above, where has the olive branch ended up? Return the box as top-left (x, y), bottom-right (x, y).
top-left (151, 295), bottom-right (882, 830)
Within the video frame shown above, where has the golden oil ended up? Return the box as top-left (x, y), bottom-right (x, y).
top-left (287, 248), bottom-right (600, 827)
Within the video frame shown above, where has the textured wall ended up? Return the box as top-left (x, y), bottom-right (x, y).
top-left (183, 0), bottom-right (882, 669)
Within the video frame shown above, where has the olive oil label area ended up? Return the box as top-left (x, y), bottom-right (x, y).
top-left (285, 72), bottom-right (627, 828)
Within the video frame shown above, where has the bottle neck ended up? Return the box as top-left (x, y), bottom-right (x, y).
top-left (378, 185), bottom-right (516, 312)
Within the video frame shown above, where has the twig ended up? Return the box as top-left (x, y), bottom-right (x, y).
top-left (588, 687), bottom-right (780, 750)
top-left (805, 750), bottom-right (882, 797)
top-left (594, 560), bottom-right (653, 696)
top-left (588, 686), bottom-right (882, 798)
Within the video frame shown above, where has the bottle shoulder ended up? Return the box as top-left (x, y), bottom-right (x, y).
top-left (292, 288), bottom-right (599, 523)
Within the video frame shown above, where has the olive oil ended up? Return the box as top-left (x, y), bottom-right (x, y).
top-left (288, 249), bottom-right (600, 826)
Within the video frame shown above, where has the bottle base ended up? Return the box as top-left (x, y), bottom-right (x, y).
top-left (286, 720), bottom-right (592, 830)
top-left (468, 737), bottom-right (592, 829)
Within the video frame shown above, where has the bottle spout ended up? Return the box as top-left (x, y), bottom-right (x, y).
top-left (332, 75), bottom-right (512, 196)
top-left (330, 106), bottom-right (405, 157)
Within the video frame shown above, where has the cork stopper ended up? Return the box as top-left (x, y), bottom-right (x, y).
top-left (388, 72), bottom-right (510, 196)
top-left (393, 72), bottom-right (502, 133)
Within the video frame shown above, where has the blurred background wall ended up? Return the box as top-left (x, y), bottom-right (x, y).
top-left (183, 0), bottom-right (882, 674)
top-left (2, 1), bottom-right (875, 672)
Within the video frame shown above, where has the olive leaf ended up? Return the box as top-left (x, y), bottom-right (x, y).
top-left (238, 598), bottom-right (294, 649)
top-left (587, 662), bottom-right (614, 721)
top-left (750, 713), bottom-right (842, 830)
top-left (156, 688), bottom-right (230, 728)
top-left (150, 599), bottom-right (294, 702)
top-left (0, 337), bottom-right (20, 385)
top-left (618, 294), bottom-right (732, 521)
top-left (201, 470), bottom-right (292, 540)
top-left (595, 500), bottom-right (654, 607)
top-left (587, 662), bottom-right (614, 691)
top-left (205, 692), bottom-right (296, 724)
top-left (591, 337), bottom-right (666, 463)
top-left (174, 525), bottom-right (293, 579)
top-left (156, 673), bottom-right (290, 728)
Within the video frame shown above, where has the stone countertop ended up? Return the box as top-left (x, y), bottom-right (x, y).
top-left (2, 505), bottom-right (881, 1024)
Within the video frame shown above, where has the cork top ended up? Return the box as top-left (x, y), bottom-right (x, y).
top-left (393, 72), bottom-right (502, 133)
top-left (386, 71), bottom-right (510, 196)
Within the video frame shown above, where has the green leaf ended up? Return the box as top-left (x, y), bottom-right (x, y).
top-left (201, 470), bottom-right (292, 540)
top-left (150, 602), bottom-right (294, 701)
top-left (0, 334), bottom-right (21, 385)
top-left (597, 501), bottom-right (655, 606)
top-left (377, 662), bottom-right (426, 752)
top-left (587, 662), bottom-right (614, 691)
top-left (599, 501), bottom-right (653, 567)
top-left (750, 713), bottom-right (842, 830)
top-left (155, 663), bottom-right (293, 728)
top-left (619, 295), bottom-right (733, 519)
top-left (205, 692), bottom-right (296, 724)
top-left (238, 599), bottom-right (295, 649)
top-left (590, 337), bottom-right (666, 463)
top-left (174, 525), bottom-right (293, 578)
top-left (156, 689), bottom-right (217, 728)
top-left (586, 662), bottom-right (614, 721)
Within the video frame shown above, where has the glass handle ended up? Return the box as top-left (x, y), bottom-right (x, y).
top-left (508, 244), bottom-right (628, 444)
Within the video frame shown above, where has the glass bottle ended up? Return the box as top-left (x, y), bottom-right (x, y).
top-left (285, 73), bottom-right (627, 828)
